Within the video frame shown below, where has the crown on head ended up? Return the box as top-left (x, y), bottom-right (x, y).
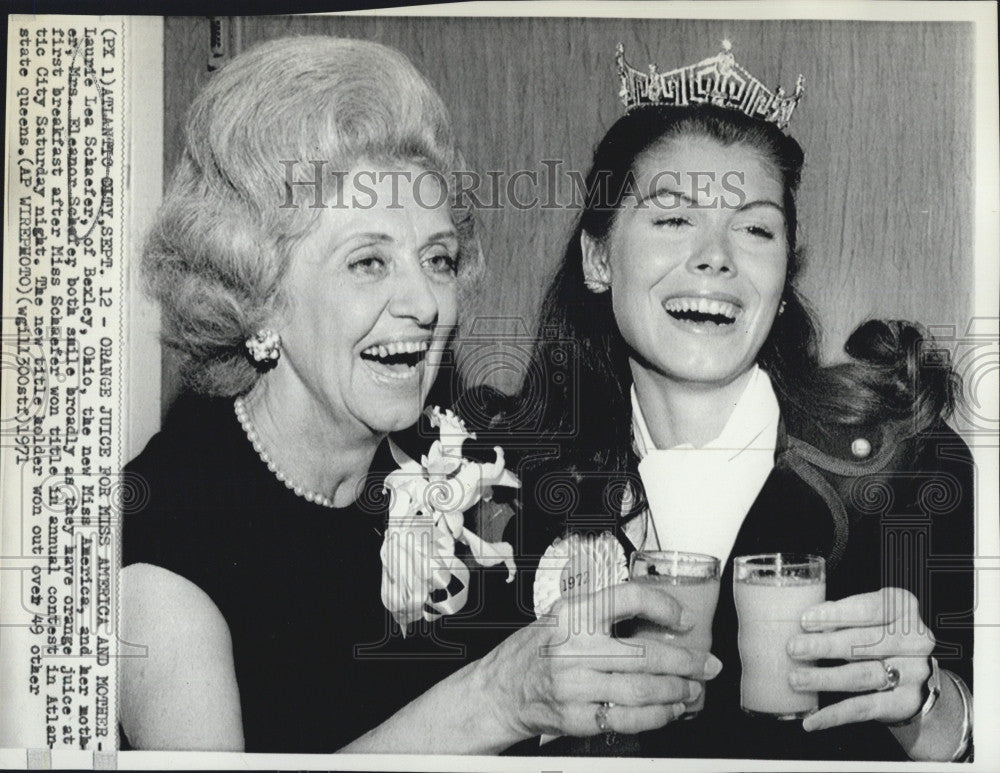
top-left (616, 40), bottom-right (804, 130)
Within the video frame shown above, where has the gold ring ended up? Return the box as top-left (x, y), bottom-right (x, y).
top-left (595, 701), bottom-right (613, 733)
top-left (876, 659), bottom-right (901, 692)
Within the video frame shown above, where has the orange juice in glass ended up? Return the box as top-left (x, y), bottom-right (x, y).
top-left (629, 550), bottom-right (721, 717)
top-left (734, 553), bottom-right (826, 719)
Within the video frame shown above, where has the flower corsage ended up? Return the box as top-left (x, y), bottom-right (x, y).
top-left (379, 407), bottom-right (519, 632)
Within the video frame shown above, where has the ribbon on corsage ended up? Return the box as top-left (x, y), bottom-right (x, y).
top-left (533, 531), bottom-right (628, 619)
top-left (380, 407), bottom-right (519, 632)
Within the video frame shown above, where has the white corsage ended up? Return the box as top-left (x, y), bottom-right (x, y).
top-left (380, 407), bottom-right (520, 632)
top-left (533, 531), bottom-right (628, 619)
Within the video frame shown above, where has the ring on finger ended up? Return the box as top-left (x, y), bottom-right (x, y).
top-left (595, 701), bottom-right (614, 733)
top-left (875, 659), bottom-right (900, 692)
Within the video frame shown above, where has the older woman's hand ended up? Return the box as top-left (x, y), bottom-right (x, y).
top-left (787, 587), bottom-right (936, 731)
top-left (480, 581), bottom-right (723, 739)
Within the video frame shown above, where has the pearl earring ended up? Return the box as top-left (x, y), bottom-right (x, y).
top-left (246, 329), bottom-right (281, 365)
top-left (584, 277), bottom-right (610, 294)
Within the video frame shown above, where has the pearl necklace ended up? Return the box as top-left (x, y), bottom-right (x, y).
top-left (234, 396), bottom-right (336, 508)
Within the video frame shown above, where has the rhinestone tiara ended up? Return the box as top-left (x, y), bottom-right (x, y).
top-left (616, 40), bottom-right (804, 131)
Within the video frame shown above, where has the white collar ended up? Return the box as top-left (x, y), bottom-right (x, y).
top-left (626, 366), bottom-right (782, 559)
top-left (631, 365), bottom-right (781, 458)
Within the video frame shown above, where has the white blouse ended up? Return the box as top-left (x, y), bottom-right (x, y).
top-left (624, 365), bottom-right (781, 567)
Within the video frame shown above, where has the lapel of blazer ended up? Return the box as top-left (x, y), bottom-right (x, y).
top-left (725, 415), bottom-right (844, 570)
top-left (614, 415), bottom-right (849, 571)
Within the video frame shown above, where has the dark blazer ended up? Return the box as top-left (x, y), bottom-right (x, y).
top-left (494, 414), bottom-right (975, 760)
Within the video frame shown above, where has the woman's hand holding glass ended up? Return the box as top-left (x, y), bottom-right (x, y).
top-left (482, 581), bottom-right (723, 739)
top-left (786, 587), bottom-right (936, 730)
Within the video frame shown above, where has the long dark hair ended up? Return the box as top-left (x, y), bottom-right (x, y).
top-left (470, 105), bottom-right (956, 525)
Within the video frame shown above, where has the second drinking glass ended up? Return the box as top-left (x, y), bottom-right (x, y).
top-left (733, 553), bottom-right (826, 720)
top-left (629, 550), bottom-right (721, 717)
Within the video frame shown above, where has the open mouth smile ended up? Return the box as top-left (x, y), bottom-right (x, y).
top-left (360, 340), bottom-right (429, 382)
top-left (663, 296), bottom-right (741, 327)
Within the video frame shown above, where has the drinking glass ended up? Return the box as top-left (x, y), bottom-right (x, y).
top-left (734, 553), bottom-right (826, 719)
top-left (629, 550), bottom-right (721, 717)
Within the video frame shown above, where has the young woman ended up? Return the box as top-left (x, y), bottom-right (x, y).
top-left (473, 57), bottom-right (974, 761)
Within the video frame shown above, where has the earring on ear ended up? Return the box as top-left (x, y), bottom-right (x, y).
top-left (584, 276), bottom-right (611, 293)
top-left (778, 300), bottom-right (787, 316)
top-left (246, 329), bottom-right (281, 365)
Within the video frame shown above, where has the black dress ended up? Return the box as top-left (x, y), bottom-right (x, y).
top-left (121, 395), bottom-right (515, 753)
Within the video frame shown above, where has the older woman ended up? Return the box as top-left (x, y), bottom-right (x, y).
top-left (121, 36), bottom-right (716, 754)
top-left (476, 45), bottom-right (975, 761)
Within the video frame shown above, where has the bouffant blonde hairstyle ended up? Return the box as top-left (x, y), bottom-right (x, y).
top-left (143, 36), bottom-right (482, 395)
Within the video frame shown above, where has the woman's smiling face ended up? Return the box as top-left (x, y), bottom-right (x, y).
top-left (584, 134), bottom-right (789, 390)
top-left (276, 164), bottom-right (459, 434)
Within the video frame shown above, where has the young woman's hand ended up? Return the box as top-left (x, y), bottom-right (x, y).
top-left (786, 587), bottom-right (936, 730)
